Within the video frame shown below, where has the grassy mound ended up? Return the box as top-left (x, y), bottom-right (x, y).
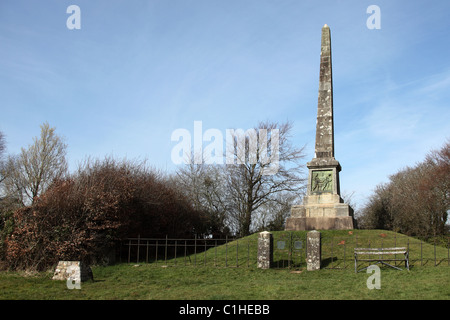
top-left (137, 229), bottom-right (449, 269)
top-left (0, 230), bottom-right (448, 300)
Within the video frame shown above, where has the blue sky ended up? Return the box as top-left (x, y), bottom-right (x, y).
top-left (1, 0), bottom-right (449, 209)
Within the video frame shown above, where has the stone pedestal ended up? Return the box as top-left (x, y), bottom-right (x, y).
top-left (52, 261), bottom-right (93, 282)
top-left (286, 193), bottom-right (354, 230)
top-left (306, 230), bottom-right (321, 271)
top-left (257, 231), bottom-right (273, 269)
top-left (286, 216), bottom-right (354, 230)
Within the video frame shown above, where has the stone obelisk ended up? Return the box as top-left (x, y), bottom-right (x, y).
top-left (285, 24), bottom-right (354, 230)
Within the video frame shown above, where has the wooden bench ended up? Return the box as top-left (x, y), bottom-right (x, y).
top-left (354, 247), bottom-right (409, 273)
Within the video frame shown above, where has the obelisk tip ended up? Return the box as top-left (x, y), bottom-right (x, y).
top-left (323, 24), bottom-right (328, 28)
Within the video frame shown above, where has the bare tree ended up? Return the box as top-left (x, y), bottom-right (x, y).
top-left (0, 131), bottom-right (6, 184)
top-left (0, 131), bottom-right (5, 158)
top-left (3, 122), bottom-right (68, 205)
top-left (225, 120), bottom-right (306, 236)
top-left (173, 159), bottom-right (230, 237)
top-left (359, 141), bottom-right (449, 237)
top-left (253, 191), bottom-right (298, 231)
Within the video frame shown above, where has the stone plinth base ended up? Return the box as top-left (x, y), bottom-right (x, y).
top-left (52, 261), bottom-right (93, 282)
top-left (285, 216), bottom-right (354, 231)
top-left (285, 195), bottom-right (354, 231)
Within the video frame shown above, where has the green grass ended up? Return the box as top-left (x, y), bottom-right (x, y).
top-left (0, 230), bottom-right (449, 300)
top-left (0, 264), bottom-right (448, 300)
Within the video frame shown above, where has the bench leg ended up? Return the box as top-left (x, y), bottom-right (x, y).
top-left (405, 253), bottom-right (409, 271)
top-left (356, 260), bottom-right (405, 272)
top-left (355, 260), bottom-right (378, 273)
top-left (379, 261), bottom-right (403, 271)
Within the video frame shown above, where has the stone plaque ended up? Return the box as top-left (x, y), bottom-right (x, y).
top-left (277, 241), bottom-right (286, 250)
top-left (311, 170), bottom-right (333, 193)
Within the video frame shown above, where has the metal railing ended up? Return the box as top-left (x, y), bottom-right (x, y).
top-left (121, 232), bottom-right (450, 269)
top-left (320, 233), bottom-right (450, 269)
top-left (121, 235), bottom-right (257, 267)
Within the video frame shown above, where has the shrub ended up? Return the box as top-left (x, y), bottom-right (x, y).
top-left (4, 158), bottom-right (205, 271)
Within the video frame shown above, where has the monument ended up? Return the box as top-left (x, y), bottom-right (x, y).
top-left (285, 24), bottom-right (354, 231)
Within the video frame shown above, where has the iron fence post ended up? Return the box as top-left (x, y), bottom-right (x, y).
top-left (288, 231), bottom-right (292, 269)
top-left (155, 240), bottom-right (158, 265)
top-left (343, 239), bottom-right (346, 268)
top-left (434, 238), bottom-right (437, 267)
top-left (236, 239), bottom-right (239, 267)
top-left (174, 240), bottom-right (177, 266)
top-left (165, 235), bottom-right (168, 265)
top-left (247, 239), bottom-right (250, 268)
top-left (421, 240), bottom-right (423, 266)
top-left (204, 239), bottom-right (207, 266)
top-left (225, 235), bottom-right (228, 267)
top-left (194, 234), bottom-right (197, 266)
top-left (214, 240), bottom-right (217, 267)
top-left (394, 232), bottom-right (397, 248)
top-left (137, 234), bottom-right (140, 264)
top-left (128, 239), bottom-right (131, 263)
top-left (184, 240), bottom-right (187, 266)
top-left (407, 238), bottom-right (410, 269)
top-left (331, 236), bottom-right (334, 268)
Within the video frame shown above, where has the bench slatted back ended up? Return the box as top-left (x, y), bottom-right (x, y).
top-left (354, 247), bottom-right (407, 255)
